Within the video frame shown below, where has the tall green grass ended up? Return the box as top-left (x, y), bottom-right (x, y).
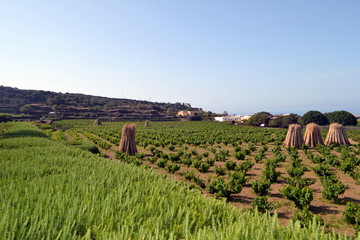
top-left (0, 123), bottom-right (350, 239)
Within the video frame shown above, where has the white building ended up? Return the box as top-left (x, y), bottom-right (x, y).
top-left (214, 115), bottom-right (242, 122)
top-left (178, 111), bottom-right (197, 117)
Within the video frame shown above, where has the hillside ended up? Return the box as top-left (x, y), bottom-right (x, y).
top-left (0, 86), bottom-right (213, 120)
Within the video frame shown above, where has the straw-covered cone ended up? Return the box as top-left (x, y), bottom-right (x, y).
top-left (324, 123), bottom-right (351, 146)
top-left (93, 118), bottom-right (102, 126)
top-left (119, 124), bottom-right (138, 155)
top-left (144, 120), bottom-right (150, 127)
top-left (283, 124), bottom-right (304, 148)
top-left (304, 123), bottom-right (324, 148)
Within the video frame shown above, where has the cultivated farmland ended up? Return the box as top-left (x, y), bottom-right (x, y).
top-left (49, 120), bottom-right (360, 236)
top-left (1, 121), bottom-right (359, 238)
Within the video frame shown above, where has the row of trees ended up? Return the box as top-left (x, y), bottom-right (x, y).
top-left (248, 110), bottom-right (358, 128)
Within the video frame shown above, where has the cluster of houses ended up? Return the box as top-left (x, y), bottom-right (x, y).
top-left (177, 111), bottom-right (253, 123)
top-left (214, 115), bottom-right (253, 123)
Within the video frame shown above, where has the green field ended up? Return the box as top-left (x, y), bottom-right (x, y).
top-left (0, 122), bottom-right (357, 239)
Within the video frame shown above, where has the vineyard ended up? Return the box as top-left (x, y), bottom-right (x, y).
top-left (47, 120), bottom-right (360, 236)
top-left (1, 121), bottom-right (360, 238)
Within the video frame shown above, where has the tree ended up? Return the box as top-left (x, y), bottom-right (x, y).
top-left (268, 117), bottom-right (283, 128)
top-left (0, 114), bottom-right (12, 122)
top-left (248, 112), bottom-right (272, 126)
top-left (301, 111), bottom-right (329, 126)
top-left (324, 110), bottom-right (357, 126)
top-left (268, 114), bottom-right (300, 128)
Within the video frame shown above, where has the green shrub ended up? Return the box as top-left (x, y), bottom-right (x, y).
top-left (135, 152), bottom-right (145, 159)
top-left (168, 144), bottom-right (175, 151)
top-left (340, 159), bottom-right (356, 173)
top-left (281, 185), bottom-right (313, 209)
top-left (273, 154), bottom-right (286, 163)
top-left (203, 152), bottom-right (209, 157)
top-left (225, 161), bottom-right (237, 170)
top-left (234, 151), bottom-right (245, 160)
top-left (312, 164), bottom-right (333, 177)
top-left (148, 157), bottom-right (157, 164)
top-left (252, 196), bottom-right (280, 213)
top-left (252, 180), bottom-right (271, 196)
top-left (182, 158), bottom-right (192, 167)
top-left (194, 160), bottom-right (210, 173)
top-left (191, 149), bottom-right (198, 156)
top-left (229, 171), bottom-right (248, 188)
top-left (215, 166), bottom-right (226, 176)
top-left (193, 175), bottom-right (206, 188)
top-left (262, 161), bottom-right (280, 183)
top-left (285, 177), bottom-right (315, 189)
top-left (182, 171), bottom-right (195, 181)
top-left (320, 176), bottom-right (348, 202)
top-left (156, 158), bottom-right (167, 168)
top-left (208, 178), bottom-right (233, 199)
top-left (272, 145), bottom-right (281, 155)
top-left (193, 159), bottom-right (202, 169)
top-left (165, 163), bottom-right (180, 173)
top-left (215, 154), bottom-right (227, 162)
top-left (169, 153), bottom-right (181, 162)
top-left (292, 209), bottom-right (324, 228)
top-left (220, 150), bottom-right (230, 157)
top-left (208, 174), bottom-right (245, 199)
top-left (312, 155), bottom-right (325, 164)
top-left (235, 160), bottom-right (254, 173)
top-left (205, 158), bottom-right (215, 166)
top-left (255, 152), bottom-right (265, 163)
top-left (198, 163), bottom-right (210, 173)
top-left (234, 146), bottom-right (242, 152)
top-left (287, 166), bottom-right (306, 178)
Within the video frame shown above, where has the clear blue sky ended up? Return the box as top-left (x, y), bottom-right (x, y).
top-left (1, 1), bottom-right (359, 115)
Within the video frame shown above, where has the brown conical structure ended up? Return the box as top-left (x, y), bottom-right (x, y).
top-left (119, 124), bottom-right (138, 155)
top-left (144, 120), bottom-right (150, 127)
top-left (304, 123), bottom-right (324, 148)
top-left (93, 118), bottom-right (102, 126)
top-left (283, 124), bottom-right (304, 148)
top-left (324, 123), bottom-right (351, 146)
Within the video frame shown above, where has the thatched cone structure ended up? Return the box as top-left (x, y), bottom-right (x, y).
top-left (304, 123), bottom-right (324, 148)
top-left (324, 123), bottom-right (351, 146)
top-left (93, 119), bottom-right (102, 126)
top-left (283, 124), bottom-right (304, 148)
top-left (144, 120), bottom-right (150, 127)
top-left (119, 124), bottom-right (138, 155)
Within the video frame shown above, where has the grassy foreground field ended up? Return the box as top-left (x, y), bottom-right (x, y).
top-left (0, 122), bottom-right (353, 239)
